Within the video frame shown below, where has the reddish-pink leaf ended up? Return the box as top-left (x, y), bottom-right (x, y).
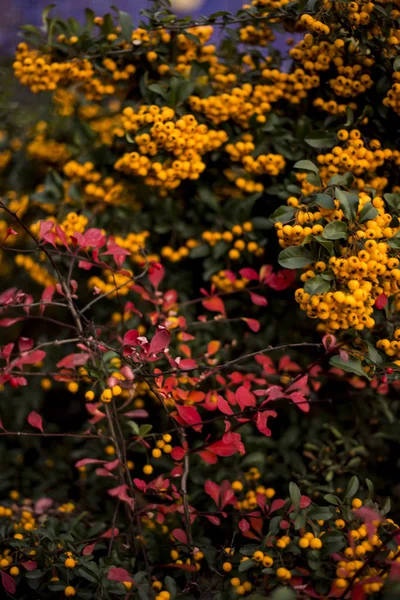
top-left (0, 318), bottom-right (23, 327)
top-left (123, 329), bottom-right (139, 346)
top-left (269, 499), bottom-right (286, 514)
top-left (207, 432), bottom-right (245, 457)
top-left (205, 480), bottom-right (220, 506)
top-left (375, 293), bottom-right (388, 309)
top-left (300, 495), bottom-right (312, 509)
top-left (40, 286), bottom-right (55, 316)
top-left (289, 391), bottom-right (310, 413)
top-left (241, 318), bottom-right (260, 332)
top-left (236, 386), bottom-right (255, 410)
top-left (202, 296), bottom-right (225, 314)
top-left (107, 567), bottom-right (134, 582)
top-left (18, 337), bottom-right (34, 353)
top-left (255, 410), bottom-right (277, 437)
top-left (249, 292), bottom-right (268, 306)
top-left (239, 518), bottom-right (250, 533)
top-left (176, 405), bottom-right (202, 431)
top-left (101, 527), bottom-right (119, 539)
top-left (172, 528), bottom-right (188, 544)
top-left (82, 543), bottom-right (96, 556)
top-left (264, 268), bottom-right (296, 291)
top-left (149, 264), bottom-right (165, 289)
top-left (108, 484), bottom-right (134, 508)
top-left (21, 561), bottom-right (37, 571)
top-left (177, 358), bottom-right (197, 371)
top-left (34, 497), bottom-right (53, 514)
top-left (75, 458), bottom-right (105, 468)
top-left (38, 220), bottom-right (54, 240)
top-left (148, 328), bottom-right (171, 355)
top-left (206, 515), bottom-right (221, 525)
top-left (133, 478), bottom-right (147, 492)
top-left (239, 268), bottom-right (259, 281)
top-left (28, 411), bottom-right (43, 432)
top-left (1, 571), bottom-right (16, 594)
top-left (171, 446), bottom-right (186, 461)
top-left (82, 228), bottom-right (106, 248)
top-left (18, 349), bottom-right (46, 365)
top-left (56, 353), bottom-right (90, 369)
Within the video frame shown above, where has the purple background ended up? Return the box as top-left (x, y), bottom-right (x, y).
top-left (1, 0), bottom-right (244, 51)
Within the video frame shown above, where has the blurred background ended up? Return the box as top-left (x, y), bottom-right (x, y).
top-left (1, 0), bottom-right (244, 52)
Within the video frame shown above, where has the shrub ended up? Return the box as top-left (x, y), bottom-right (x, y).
top-left (0, 0), bottom-right (400, 598)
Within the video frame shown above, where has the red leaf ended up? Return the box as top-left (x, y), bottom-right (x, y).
top-left (249, 292), bottom-right (268, 306)
top-left (269, 499), bottom-right (286, 514)
top-left (289, 391), bottom-right (310, 413)
top-left (236, 386), bottom-right (255, 410)
top-left (28, 411), bottom-right (43, 432)
top-left (56, 353), bottom-right (90, 369)
top-left (375, 293), bottom-right (387, 309)
top-left (82, 228), bottom-right (106, 248)
top-left (172, 528), bottom-right (188, 544)
top-left (101, 528), bottom-right (119, 539)
top-left (108, 484), bottom-right (134, 508)
top-left (171, 446), bottom-right (186, 461)
top-left (40, 286), bottom-right (55, 316)
top-left (18, 349), bottom-right (46, 366)
top-left (239, 518), bottom-right (250, 533)
top-left (18, 337), bottom-right (34, 353)
top-left (0, 318), bottom-right (23, 327)
top-left (107, 567), bottom-right (134, 583)
top-left (149, 264), bottom-right (165, 289)
top-left (38, 220), bottom-right (54, 240)
top-left (75, 458), bottom-right (105, 468)
top-left (206, 515), bottom-right (221, 525)
top-left (207, 432), bottom-right (245, 457)
top-left (82, 543), bottom-right (96, 556)
top-left (133, 478), bottom-right (147, 492)
top-left (264, 268), bottom-right (296, 291)
top-left (177, 358), bottom-right (197, 371)
top-left (205, 480), bottom-right (220, 506)
top-left (123, 330), bottom-right (139, 346)
top-left (202, 296), bottom-right (225, 314)
top-left (197, 450), bottom-right (218, 464)
top-left (239, 268), bottom-right (259, 281)
top-left (176, 405), bottom-right (202, 432)
top-left (255, 410), bottom-right (277, 437)
top-left (149, 328), bottom-right (171, 355)
top-left (241, 318), bottom-right (260, 332)
top-left (1, 571), bottom-right (16, 594)
top-left (21, 561), bottom-right (37, 571)
top-left (300, 495), bottom-right (312, 509)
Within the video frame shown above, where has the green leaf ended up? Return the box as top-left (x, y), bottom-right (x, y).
top-left (238, 559), bottom-right (256, 572)
top-left (165, 576), bottom-right (177, 600)
top-left (344, 476), bottom-right (359, 501)
top-left (324, 494), bottom-right (341, 506)
top-left (388, 232), bottom-right (400, 248)
top-left (139, 424), bottom-right (152, 437)
top-left (293, 160), bottom-right (319, 174)
top-left (84, 8), bottom-right (95, 32)
top-left (252, 217), bottom-right (272, 230)
top-left (278, 246), bottom-right (313, 269)
top-left (289, 481), bottom-right (301, 511)
top-left (312, 236), bottom-right (334, 255)
top-left (329, 172), bottom-right (354, 187)
top-left (269, 587), bottom-right (296, 600)
top-left (366, 479), bottom-right (374, 499)
top-left (335, 188), bottom-right (359, 221)
top-left (323, 221), bottom-right (347, 240)
top-left (42, 4), bottom-right (56, 27)
top-left (307, 507), bottom-right (333, 521)
top-left (305, 131), bottom-right (337, 149)
top-left (118, 11), bottom-right (134, 41)
top-left (304, 275), bottom-right (331, 296)
top-left (190, 244), bottom-right (210, 259)
top-left (358, 203), bottom-right (378, 223)
top-left (269, 206), bottom-right (295, 224)
top-left (329, 355), bottom-right (368, 378)
top-left (148, 83), bottom-right (169, 100)
top-left (127, 421), bottom-right (140, 435)
top-left (384, 193), bottom-right (400, 212)
top-left (314, 193), bottom-right (335, 209)
top-left (366, 342), bottom-right (384, 365)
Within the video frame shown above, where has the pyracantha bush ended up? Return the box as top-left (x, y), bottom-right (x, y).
top-left (0, 0), bottom-right (400, 597)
